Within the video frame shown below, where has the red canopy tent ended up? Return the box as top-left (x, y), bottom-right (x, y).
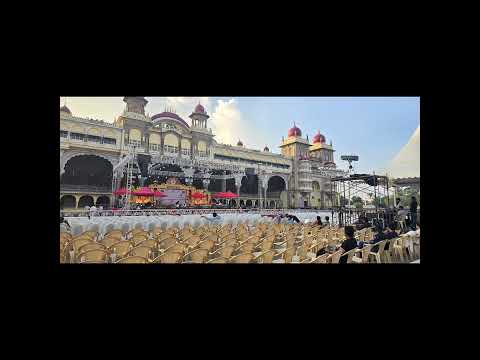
top-left (213, 191), bottom-right (239, 199)
top-left (191, 192), bottom-right (207, 199)
top-left (223, 191), bottom-right (239, 198)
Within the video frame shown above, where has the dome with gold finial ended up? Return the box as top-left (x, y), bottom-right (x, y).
top-left (288, 122), bottom-right (302, 137)
top-left (313, 130), bottom-right (326, 144)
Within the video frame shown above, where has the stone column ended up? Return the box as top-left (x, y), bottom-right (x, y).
top-left (220, 171), bottom-right (227, 192)
top-left (178, 137), bottom-right (182, 158)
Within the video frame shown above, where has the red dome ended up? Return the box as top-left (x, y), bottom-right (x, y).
top-left (288, 123), bottom-right (302, 137)
top-left (313, 131), bottom-right (326, 144)
top-left (195, 103), bottom-right (206, 114)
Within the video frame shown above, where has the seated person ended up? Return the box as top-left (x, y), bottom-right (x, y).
top-left (370, 225), bottom-right (386, 253)
top-left (314, 216), bottom-right (323, 227)
top-left (324, 216), bottom-right (331, 227)
top-left (339, 226), bottom-right (358, 264)
top-left (383, 223), bottom-right (398, 250)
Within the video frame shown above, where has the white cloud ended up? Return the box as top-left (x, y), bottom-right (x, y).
top-left (210, 98), bottom-right (265, 149)
top-left (387, 126), bottom-right (420, 178)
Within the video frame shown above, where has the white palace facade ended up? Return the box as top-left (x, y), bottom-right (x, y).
top-left (60, 97), bottom-right (345, 209)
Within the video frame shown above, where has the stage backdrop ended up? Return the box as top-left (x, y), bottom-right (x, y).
top-left (160, 189), bottom-right (186, 206)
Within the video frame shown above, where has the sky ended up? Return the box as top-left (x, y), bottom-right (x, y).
top-left (59, 96), bottom-right (420, 177)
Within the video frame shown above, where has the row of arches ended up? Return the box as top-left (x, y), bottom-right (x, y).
top-left (129, 129), bottom-right (207, 151)
top-left (60, 122), bottom-right (120, 141)
top-left (60, 195), bottom-right (111, 209)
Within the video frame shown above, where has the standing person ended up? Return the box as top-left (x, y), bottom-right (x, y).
top-left (201, 212), bottom-right (222, 225)
top-left (324, 216), bottom-right (330, 227)
top-left (89, 205), bottom-right (97, 219)
top-left (338, 226), bottom-right (358, 264)
top-left (410, 196), bottom-right (418, 230)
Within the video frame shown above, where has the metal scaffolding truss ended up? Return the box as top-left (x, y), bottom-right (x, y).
top-left (330, 173), bottom-right (391, 226)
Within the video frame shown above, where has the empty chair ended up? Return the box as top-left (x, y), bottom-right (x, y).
top-left (116, 256), bottom-right (149, 264)
top-left (153, 252), bottom-right (182, 264)
top-left (207, 257), bottom-right (229, 264)
top-left (78, 249), bottom-right (109, 263)
top-left (229, 253), bottom-right (254, 263)
top-left (183, 248), bottom-right (209, 263)
top-left (109, 241), bottom-right (134, 262)
top-left (310, 253), bottom-right (329, 263)
top-left (128, 246), bottom-right (153, 261)
top-left (329, 250), bottom-right (343, 264)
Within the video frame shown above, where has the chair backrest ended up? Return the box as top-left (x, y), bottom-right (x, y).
top-left (131, 235), bottom-right (149, 247)
top-left (128, 246), bottom-right (153, 260)
top-left (73, 238), bottom-right (94, 253)
top-left (109, 241), bottom-right (134, 258)
top-left (158, 237), bottom-right (177, 250)
top-left (330, 250), bottom-right (343, 264)
top-left (207, 257), bottom-right (228, 263)
top-left (342, 248), bottom-right (358, 264)
top-left (137, 239), bottom-right (158, 250)
top-left (78, 249), bottom-right (109, 263)
top-left (164, 243), bottom-right (186, 255)
top-left (229, 253), bottom-right (254, 263)
top-left (184, 248), bottom-right (209, 263)
top-left (257, 249), bottom-right (276, 263)
top-left (116, 256), bottom-right (148, 264)
top-left (235, 242), bottom-right (254, 255)
top-left (312, 253), bottom-right (328, 263)
top-left (155, 252), bottom-right (182, 263)
top-left (360, 244), bottom-right (372, 263)
top-left (197, 239), bottom-right (215, 252)
top-left (100, 236), bottom-right (121, 249)
top-left (210, 245), bottom-right (234, 259)
top-left (77, 243), bottom-right (106, 256)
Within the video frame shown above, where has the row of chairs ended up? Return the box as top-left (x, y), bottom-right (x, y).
top-left (60, 222), bottom-right (419, 264)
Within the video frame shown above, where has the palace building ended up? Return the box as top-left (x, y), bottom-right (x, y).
top-left (60, 97), bottom-right (345, 210)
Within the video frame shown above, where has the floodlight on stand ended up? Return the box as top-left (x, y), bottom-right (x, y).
top-left (340, 155), bottom-right (359, 175)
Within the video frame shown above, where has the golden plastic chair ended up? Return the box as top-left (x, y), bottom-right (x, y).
top-left (207, 257), bottom-right (229, 264)
top-left (209, 245), bottom-right (235, 260)
top-left (255, 249), bottom-right (276, 263)
top-left (77, 242), bottom-right (106, 255)
top-left (153, 252), bottom-right (182, 264)
top-left (183, 248), bottom-right (209, 263)
top-left (78, 249), bottom-right (109, 263)
top-left (311, 253), bottom-right (329, 263)
top-left (158, 237), bottom-right (177, 250)
top-left (329, 250), bottom-right (343, 264)
top-left (100, 236), bottom-right (122, 249)
top-left (116, 256), bottom-right (149, 264)
top-left (163, 243), bottom-right (186, 256)
top-left (128, 246), bottom-right (153, 261)
top-left (229, 253), bottom-right (254, 263)
top-left (109, 241), bottom-right (134, 260)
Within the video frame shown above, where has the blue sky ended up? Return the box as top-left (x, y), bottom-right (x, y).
top-left (60, 96), bottom-right (420, 175)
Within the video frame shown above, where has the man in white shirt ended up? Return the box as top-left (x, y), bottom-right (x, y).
top-left (89, 205), bottom-right (97, 218)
